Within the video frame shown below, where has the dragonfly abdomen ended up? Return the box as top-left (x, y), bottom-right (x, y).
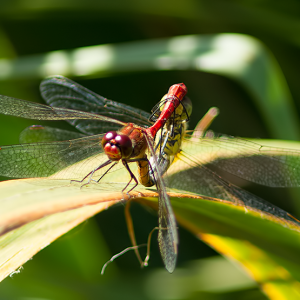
top-left (137, 155), bottom-right (155, 187)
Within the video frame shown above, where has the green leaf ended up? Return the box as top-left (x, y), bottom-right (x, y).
top-left (139, 192), bottom-right (300, 300)
top-left (1, 135), bottom-right (300, 300)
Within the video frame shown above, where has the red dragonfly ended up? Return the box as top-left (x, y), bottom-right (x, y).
top-left (0, 76), bottom-right (187, 273)
top-left (150, 99), bottom-right (300, 227)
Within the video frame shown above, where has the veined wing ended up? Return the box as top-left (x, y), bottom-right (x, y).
top-left (19, 125), bottom-right (85, 143)
top-left (145, 133), bottom-right (178, 273)
top-left (0, 94), bottom-right (126, 127)
top-left (0, 133), bottom-right (107, 179)
top-left (185, 132), bottom-right (300, 187)
top-left (40, 76), bottom-right (152, 135)
top-left (167, 151), bottom-right (300, 225)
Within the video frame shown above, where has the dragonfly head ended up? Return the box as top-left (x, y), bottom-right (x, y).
top-left (102, 131), bottom-right (133, 161)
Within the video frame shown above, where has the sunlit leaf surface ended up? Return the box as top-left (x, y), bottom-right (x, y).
top-left (1, 138), bottom-right (300, 300)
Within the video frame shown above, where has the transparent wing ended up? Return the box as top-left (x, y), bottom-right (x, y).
top-left (19, 125), bottom-right (85, 143)
top-left (0, 94), bottom-right (126, 127)
top-left (185, 132), bottom-right (300, 187)
top-left (145, 133), bottom-right (178, 273)
top-left (40, 75), bottom-right (151, 135)
top-left (167, 151), bottom-right (299, 225)
top-left (0, 133), bottom-right (107, 178)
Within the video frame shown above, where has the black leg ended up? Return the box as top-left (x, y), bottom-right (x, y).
top-left (158, 130), bottom-right (169, 165)
top-left (127, 156), bottom-right (158, 189)
top-left (97, 161), bottom-right (118, 182)
top-left (170, 109), bottom-right (175, 137)
top-left (71, 159), bottom-right (112, 186)
top-left (122, 159), bottom-right (139, 193)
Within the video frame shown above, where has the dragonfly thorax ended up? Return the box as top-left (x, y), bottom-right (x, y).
top-left (120, 123), bottom-right (148, 159)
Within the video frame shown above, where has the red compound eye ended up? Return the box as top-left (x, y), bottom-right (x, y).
top-left (101, 131), bottom-right (118, 148)
top-left (115, 134), bottom-right (132, 158)
top-left (102, 131), bottom-right (133, 160)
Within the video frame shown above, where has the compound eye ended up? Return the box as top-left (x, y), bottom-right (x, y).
top-left (115, 134), bottom-right (132, 158)
top-left (101, 131), bottom-right (118, 147)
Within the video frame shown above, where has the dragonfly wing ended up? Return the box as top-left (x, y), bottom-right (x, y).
top-left (186, 133), bottom-right (300, 188)
top-left (168, 151), bottom-right (241, 203)
top-left (0, 134), bottom-right (107, 179)
top-left (40, 76), bottom-right (151, 135)
top-left (0, 94), bottom-right (126, 127)
top-left (168, 152), bottom-right (300, 225)
top-left (20, 126), bottom-right (85, 143)
top-left (145, 133), bottom-right (178, 273)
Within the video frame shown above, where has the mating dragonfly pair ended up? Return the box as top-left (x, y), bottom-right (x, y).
top-left (0, 76), bottom-right (300, 273)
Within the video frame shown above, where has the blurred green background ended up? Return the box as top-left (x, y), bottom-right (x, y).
top-left (1, 1), bottom-right (300, 299)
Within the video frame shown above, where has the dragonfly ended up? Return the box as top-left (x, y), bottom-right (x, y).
top-left (0, 76), bottom-right (188, 273)
top-left (148, 94), bottom-right (300, 225)
top-left (1, 77), bottom-right (300, 272)
top-left (149, 94), bottom-right (193, 178)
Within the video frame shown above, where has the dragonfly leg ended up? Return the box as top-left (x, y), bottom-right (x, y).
top-left (122, 159), bottom-right (139, 193)
top-left (96, 161), bottom-right (118, 183)
top-left (71, 160), bottom-right (113, 187)
top-left (181, 98), bottom-right (190, 122)
top-left (170, 109), bottom-right (176, 137)
top-left (127, 155), bottom-right (156, 187)
top-left (148, 99), bottom-right (166, 122)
